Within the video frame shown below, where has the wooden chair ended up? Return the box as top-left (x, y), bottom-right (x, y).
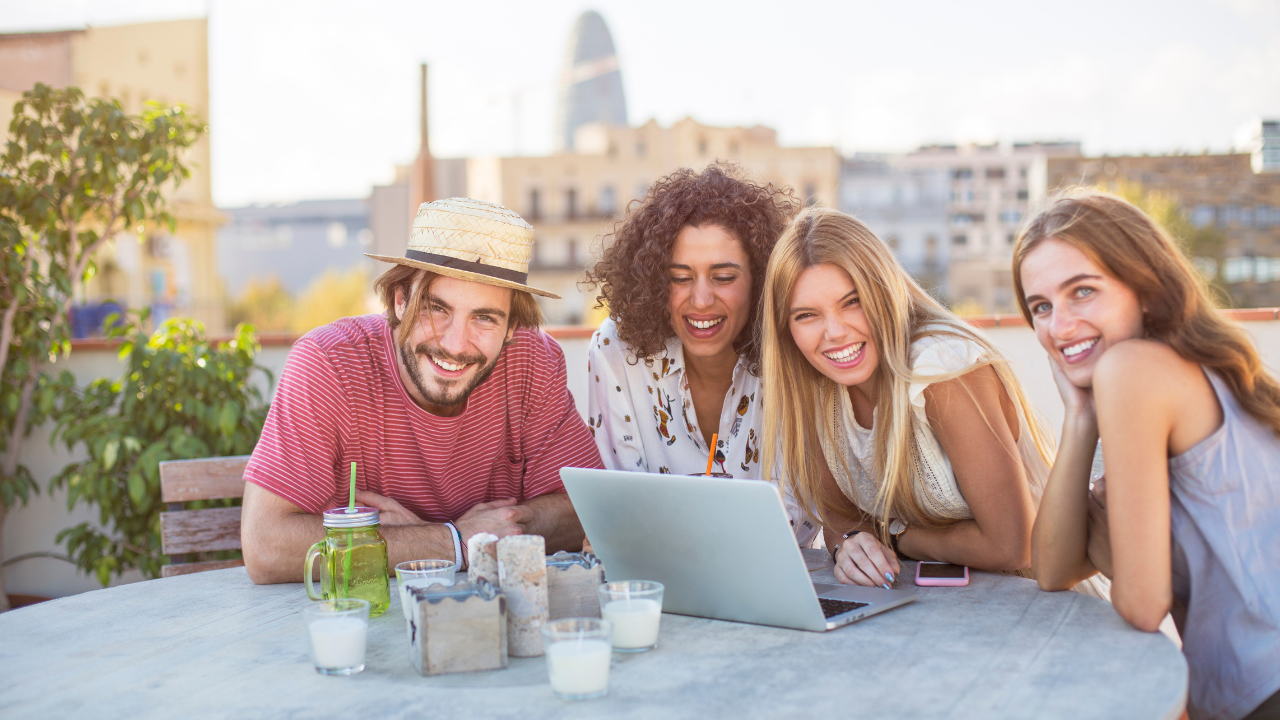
top-left (158, 456), bottom-right (250, 578)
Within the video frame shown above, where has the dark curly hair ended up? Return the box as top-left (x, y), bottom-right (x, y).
top-left (585, 162), bottom-right (799, 372)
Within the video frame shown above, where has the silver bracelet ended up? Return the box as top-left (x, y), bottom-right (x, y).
top-left (444, 522), bottom-right (464, 570)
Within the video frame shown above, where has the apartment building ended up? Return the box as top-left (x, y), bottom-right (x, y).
top-left (0, 19), bottom-right (223, 333)
top-left (465, 118), bottom-right (841, 324)
top-left (1045, 152), bottom-right (1280, 308)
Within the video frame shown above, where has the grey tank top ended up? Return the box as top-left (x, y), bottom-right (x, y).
top-left (1168, 369), bottom-right (1280, 720)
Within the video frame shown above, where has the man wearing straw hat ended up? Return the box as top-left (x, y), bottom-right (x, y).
top-left (241, 198), bottom-right (602, 584)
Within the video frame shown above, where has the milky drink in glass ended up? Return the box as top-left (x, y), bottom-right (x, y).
top-left (305, 507), bottom-right (391, 617)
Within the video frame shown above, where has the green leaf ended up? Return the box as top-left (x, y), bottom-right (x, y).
top-left (102, 439), bottom-right (119, 471)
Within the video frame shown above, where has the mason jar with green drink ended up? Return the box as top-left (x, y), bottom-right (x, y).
top-left (305, 506), bottom-right (391, 617)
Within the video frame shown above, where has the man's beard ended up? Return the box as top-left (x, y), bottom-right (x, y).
top-left (400, 340), bottom-right (500, 410)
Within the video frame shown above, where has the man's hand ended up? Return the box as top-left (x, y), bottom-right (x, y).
top-left (454, 498), bottom-right (530, 545)
top-left (354, 490), bottom-right (427, 526)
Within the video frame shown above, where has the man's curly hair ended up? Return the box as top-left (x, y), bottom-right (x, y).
top-left (585, 162), bottom-right (800, 372)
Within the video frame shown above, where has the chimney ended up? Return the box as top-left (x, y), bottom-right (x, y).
top-left (412, 63), bottom-right (436, 210)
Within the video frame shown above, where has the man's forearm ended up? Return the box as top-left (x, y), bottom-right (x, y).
top-left (521, 492), bottom-right (584, 553)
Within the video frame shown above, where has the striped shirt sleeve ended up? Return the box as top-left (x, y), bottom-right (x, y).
top-left (243, 337), bottom-right (349, 513)
top-left (520, 332), bottom-right (605, 497)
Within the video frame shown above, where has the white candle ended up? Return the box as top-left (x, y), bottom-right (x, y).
top-left (601, 598), bottom-right (662, 649)
top-left (545, 639), bottom-right (612, 696)
top-left (309, 617), bottom-right (367, 669)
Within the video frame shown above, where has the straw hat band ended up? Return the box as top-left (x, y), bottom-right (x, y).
top-left (366, 197), bottom-right (560, 299)
top-left (405, 249), bottom-right (529, 285)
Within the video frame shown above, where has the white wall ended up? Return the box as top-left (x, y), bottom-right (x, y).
top-left (7, 320), bottom-right (1280, 599)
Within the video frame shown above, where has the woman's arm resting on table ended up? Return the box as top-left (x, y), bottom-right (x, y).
top-left (898, 366), bottom-right (1036, 572)
top-left (812, 455), bottom-right (902, 587)
top-left (1090, 342), bottom-right (1194, 632)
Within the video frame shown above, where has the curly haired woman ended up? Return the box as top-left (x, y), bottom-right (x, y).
top-left (583, 163), bottom-right (813, 544)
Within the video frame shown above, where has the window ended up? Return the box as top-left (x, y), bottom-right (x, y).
top-left (999, 210), bottom-right (1022, 224)
top-left (1016, 189), bottom-right (1029, 201)
top-left (566, 189), bottom-right (578, 220)
top-left (925, 235), bottom-right (939, 262)
top-left (952, 234), bottom-right (968, 245)
top-left (1006, 233), bottom-right (1016, 244)
top-left (1019, 166), bottom-right (1028, 179)
top-left (985, 168), bottom-right (1005, 180)
top-left (529, 189), bottom-right (541, 221)
top-left (598, 186), bottom-right (616, 215)
top-left (698, 137), bottom-right (708, 155)
top-left (1191, 205), bottom-right (1215, 228)
top-left (567, 238), bottom-right (578, 267)
top-left (953, 168), bottom-right (973, 180)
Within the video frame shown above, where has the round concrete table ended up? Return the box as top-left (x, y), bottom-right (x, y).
top-left (0, 553), bottom-right (1186, 719)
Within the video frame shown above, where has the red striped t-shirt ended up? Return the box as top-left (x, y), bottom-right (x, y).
top-left (244, 314), bottom-right (603, 520)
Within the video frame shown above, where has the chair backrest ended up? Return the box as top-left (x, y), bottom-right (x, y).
top-left (158, 456), bottom-right (251, 578)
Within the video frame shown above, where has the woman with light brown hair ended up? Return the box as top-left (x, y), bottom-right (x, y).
top-left (760, 206), bottom-right (1060, 589)
top-left (1015, 188), bottom-right (1280, 720)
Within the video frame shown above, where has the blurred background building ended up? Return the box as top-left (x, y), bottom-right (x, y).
top-left (1043, 152), bottom-right (1280, 308)
top-left (555, 10), bottom-right (627, 153)
top-left (0, 19), bottom-right (223, 334)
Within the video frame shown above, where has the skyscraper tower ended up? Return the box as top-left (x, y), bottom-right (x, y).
top-left (555, 10), bottom-right (628, 152)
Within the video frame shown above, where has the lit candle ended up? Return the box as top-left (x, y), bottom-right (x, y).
top-left (309, 617), bottom-right (367, 670)
top-left (601, 599), bottom-right (662, 650)
top-left (545, 639), bottom-right (612, 697)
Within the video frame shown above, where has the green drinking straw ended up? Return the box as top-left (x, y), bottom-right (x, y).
top-left (342, 462), bottom-right (356, 598)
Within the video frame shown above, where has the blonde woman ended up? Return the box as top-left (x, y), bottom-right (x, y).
top-left (1016, 189), bottom-right (1280, 720)
top-left (761, 207), bottom-right (1059, 590)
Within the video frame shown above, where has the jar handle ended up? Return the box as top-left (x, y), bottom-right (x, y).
top-left (304, 540), bottom-right (326, 601)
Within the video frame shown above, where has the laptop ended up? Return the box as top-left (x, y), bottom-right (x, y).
top-left (559, 468), bottom-right (916, 632)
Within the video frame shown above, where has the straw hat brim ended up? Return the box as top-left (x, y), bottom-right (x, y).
top-left (365, 253), bottom-right (562, 299)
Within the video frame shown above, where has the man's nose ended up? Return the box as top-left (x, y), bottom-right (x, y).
top-left (435, 319), bottom-right (470, 356)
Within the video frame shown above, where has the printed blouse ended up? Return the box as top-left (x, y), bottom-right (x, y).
top-left (586, 318), bottom-right (818, 547)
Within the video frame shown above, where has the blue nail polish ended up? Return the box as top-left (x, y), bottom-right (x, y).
top-left (882, 583), bottom-right (892, 590)
top-left (885, 572), bottom-right (895, 583)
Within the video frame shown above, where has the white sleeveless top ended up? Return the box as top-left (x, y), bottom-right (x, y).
top-left (816, 334), bottom-right (1050, 522)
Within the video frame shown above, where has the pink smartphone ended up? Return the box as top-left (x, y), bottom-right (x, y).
top-left (915, 561), bottom-right (970, 587)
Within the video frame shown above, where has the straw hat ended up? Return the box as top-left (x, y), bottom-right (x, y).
top-left (365, 197), bottom-right (560, 299)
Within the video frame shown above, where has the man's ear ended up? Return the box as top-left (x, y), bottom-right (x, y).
top-left (394, 287), bottom-right (406, 322)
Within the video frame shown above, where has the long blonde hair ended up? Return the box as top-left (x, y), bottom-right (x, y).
top-left (761, 207), bottom-right (1055, 537)
top-left (1013, 187), bottom-right (1280, 435)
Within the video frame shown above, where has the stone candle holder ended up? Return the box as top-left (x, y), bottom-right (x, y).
top-left (546, 551), bottom-right (605, 620)
top-left (409, 579), bottom-right (508, 676)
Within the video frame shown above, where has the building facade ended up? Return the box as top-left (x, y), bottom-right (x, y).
top-left (840, 155), bottom-right (951, 299)
top-left (466, 118), bottom-right (840, 324)
top-left (1043, 153), bottom-right (1280, 308)
top-left (554, 11), bottom-right (627, 153)
top-left (888, 142), bottom-right (1082, 313)
top-left (0, 19), bottom-right (223, 333)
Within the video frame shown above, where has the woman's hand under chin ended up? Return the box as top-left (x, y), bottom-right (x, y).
top-left (1049, 357), bottom-right (1097, 427)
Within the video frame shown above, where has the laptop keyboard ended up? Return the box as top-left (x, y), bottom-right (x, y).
top-left (819, 598), bottom-right (870, 619)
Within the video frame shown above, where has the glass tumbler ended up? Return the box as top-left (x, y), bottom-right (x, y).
top-left (597, 580), bottom-right (665, 652)
top-left (541, 617), bottom-right (613, 701)
top-left (303, 598), bottom-right (370, 675)
top-left (395, 559), bottom-right (456, 621)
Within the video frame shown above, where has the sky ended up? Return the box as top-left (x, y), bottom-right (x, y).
top-left (2, 0), bottom-right (1279, 208)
